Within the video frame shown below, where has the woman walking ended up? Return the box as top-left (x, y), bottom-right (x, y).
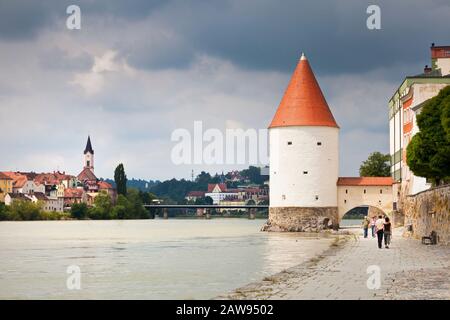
top-left (370, 217), bottom-right (376, 238)
top-left (375, 215), bottom-right (385, 249)
top-left (384, 217), bottom-right (392, 248)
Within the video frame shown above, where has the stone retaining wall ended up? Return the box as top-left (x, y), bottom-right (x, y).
top-left (403, 185), bottom-right (450, 245)
top-left (263, 207), bottom-right (339, 232)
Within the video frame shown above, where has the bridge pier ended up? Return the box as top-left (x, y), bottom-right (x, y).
top-left (248, 208), bottom-right (256, 220)
top-left (205, 209), bottom-right (211, 219)
top-left (163, 208), bottom-right (168, 219)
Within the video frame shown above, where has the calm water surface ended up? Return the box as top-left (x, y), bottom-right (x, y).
top-left (0, 219), bottom-right (333, 299)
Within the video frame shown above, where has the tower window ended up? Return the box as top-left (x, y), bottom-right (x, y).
top-left (380, 189), bottom-right (382, 194)
top-left (345, 189), bottom-right (348, 194)
top-left (364, 189), bottom-right (366, 194)
top-left (282, 195), bottom-right (286, 200)
top-left (317, 142), bottom-right (322, 146)
top-left (303, 171), bottom-right (308, 174)
top-left (315, 195), bottom-right (319, 200)
top-left (344, 199), bottom-right (347, 204)
top-left (87, 160), bottom-right (90, 167)
top-left (287, 141), bottom-right (292, 145)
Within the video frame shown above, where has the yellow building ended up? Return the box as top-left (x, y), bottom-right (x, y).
top-left (0, 172), bottom-right (13, 203)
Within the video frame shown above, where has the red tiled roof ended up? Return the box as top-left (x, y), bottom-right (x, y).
top-left (207, 183), bottom-right (227, 193)
top-left (337, 177), bottom-right (393, 186)
top-left (77, 168), bottom-right (97, 182)
top-left (34, 173), bottom-right (59, 186)
top-left (64, 188), bottom-right (84, 198)
top-left (0, 172), bottom-right (13, 180)
top-left (1, 172), bottom-right (28, 188)
top-left (98, 181), bottom-right (113, 189)
top-left (269, 54), bottom-right (338, 129)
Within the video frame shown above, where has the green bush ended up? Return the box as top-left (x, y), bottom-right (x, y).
top-left (70, 202), bottom-right (88, 219)
top-left (8, 200), bottom-right (42, 221)
top-left (111, 205), bottom-right (126, 219)
top-left (0, 202), bottom-right (8, 220)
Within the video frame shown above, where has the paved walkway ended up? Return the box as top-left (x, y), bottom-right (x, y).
top-left (220, 228), bottom-right (450, 300)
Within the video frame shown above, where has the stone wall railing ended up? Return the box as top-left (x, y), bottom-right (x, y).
top-left (403, 184), bottom-right (450, 245)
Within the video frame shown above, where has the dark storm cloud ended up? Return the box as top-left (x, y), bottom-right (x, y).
top-left (0, 0), bottom-right (55, 40)
top-left (0, 0), bottom-right (166, 40)
top-left (159, 0), bottom-right (450, 75)
top-left (1, 0), bottom-right (448, 75)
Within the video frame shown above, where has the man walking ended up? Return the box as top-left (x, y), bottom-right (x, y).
top-left (375, 215), bottom-right (385, 249)
top-left (362, 217), bottom-right (369, 238)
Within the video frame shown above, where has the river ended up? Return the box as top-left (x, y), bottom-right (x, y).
top-left (0, 219), bottom-right (334, 299)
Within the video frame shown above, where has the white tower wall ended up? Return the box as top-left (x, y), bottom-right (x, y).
top-left (84, 152), bottom-right (94, 171)
top-left (269, 126), bottom-right (339, 208)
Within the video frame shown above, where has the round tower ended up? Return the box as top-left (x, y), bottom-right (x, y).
top-left (267, 54), bottom-right (339, 232)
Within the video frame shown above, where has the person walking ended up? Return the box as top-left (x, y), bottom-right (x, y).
top-left (375, 215), bottom-right (385, 249)
top-left (384, 217), bottom-right (392, 248)
top-left (362, 217), bottom-right (369, 238)
top-left (370, 217), bottom-right (376, 238)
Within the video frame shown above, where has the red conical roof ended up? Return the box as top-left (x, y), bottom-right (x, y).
top-left (269, 54), bottom-right (338, 129)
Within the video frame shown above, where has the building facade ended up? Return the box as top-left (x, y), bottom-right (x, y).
top-left (388, 45), bottom-right (450, 203)
top-left (0, 172), bottom-right (12, 202)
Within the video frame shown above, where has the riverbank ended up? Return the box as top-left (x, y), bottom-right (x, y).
top-left (219, 227), bottom-right (450, 300)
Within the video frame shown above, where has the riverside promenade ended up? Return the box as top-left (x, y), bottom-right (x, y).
top-left (220, 228), bottom-right (450, 300)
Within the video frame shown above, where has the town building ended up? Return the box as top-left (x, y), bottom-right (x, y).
top-left (185, 191), bottom-right (206, 202)
top-left (1, 135), bottom-right (116, 210)
top-left (0, 172), bottom-right (12, 202)
top-left (337, 177), bottom-right (393, 217)
top-left (0, 172), bottom-right (45, 195)
top-left (204, 183), bottom-right (239, 204)
top-left (63, 188), bottom-right (85, 207)
top-left (4, 193), bottom-right (32, 205)
top-left (388, 44), bottom-right (450, 201)
top-left (266, 53), bottom-right (393, 232)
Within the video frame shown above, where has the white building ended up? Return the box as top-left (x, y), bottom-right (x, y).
top-left (204, 183), bottom-right (239, 205)
top-left (266, 53), bottom-right (394, 232)
top-left (388, 44), bottom-right (450, 201)
top-left (267, 54), bottom-right (340, 230)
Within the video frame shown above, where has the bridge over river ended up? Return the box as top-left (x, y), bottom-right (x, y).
top-left (143, 204), bottom-right (269, 219)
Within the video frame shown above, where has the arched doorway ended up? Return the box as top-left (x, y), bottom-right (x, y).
top-left (340, 205), bottom-right (388, 228)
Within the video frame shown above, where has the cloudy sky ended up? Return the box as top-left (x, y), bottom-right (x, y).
top-left (0, 0), bottom-right (449, 180)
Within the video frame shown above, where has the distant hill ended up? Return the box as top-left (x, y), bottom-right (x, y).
top-left (103, 178), bottom-right (160, 192)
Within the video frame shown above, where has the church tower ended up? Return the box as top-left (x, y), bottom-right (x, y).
top-left (267, 53), bottom-right (339, 232)
top-left (83, 135), bottom-right (94, 172)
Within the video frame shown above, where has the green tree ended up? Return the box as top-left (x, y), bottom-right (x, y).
top-left (204, 196), bottom-right (213, 205)
top-left (407, 86), bottom-right (450, 184)
top-left (114, 163), bottom-right (128, 196)
top-left (88, 191), bottom-right (112, 219)
top-left (126, 189), bottom-right (147, 219)
top-left (241, 166), bottom-right (264, 184)
top-left (359, 152), bottom-right (390, 177)
top-left (70, 203), bottom-right (88, 219)
top-left (0, 202), bottom-right (8, 220)
top-left (138, 190), bottom-right (156, 205)
top-left (8, 200), bottom-right (42, 221)
top-left (111, 205), bottom-right (126, 219)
